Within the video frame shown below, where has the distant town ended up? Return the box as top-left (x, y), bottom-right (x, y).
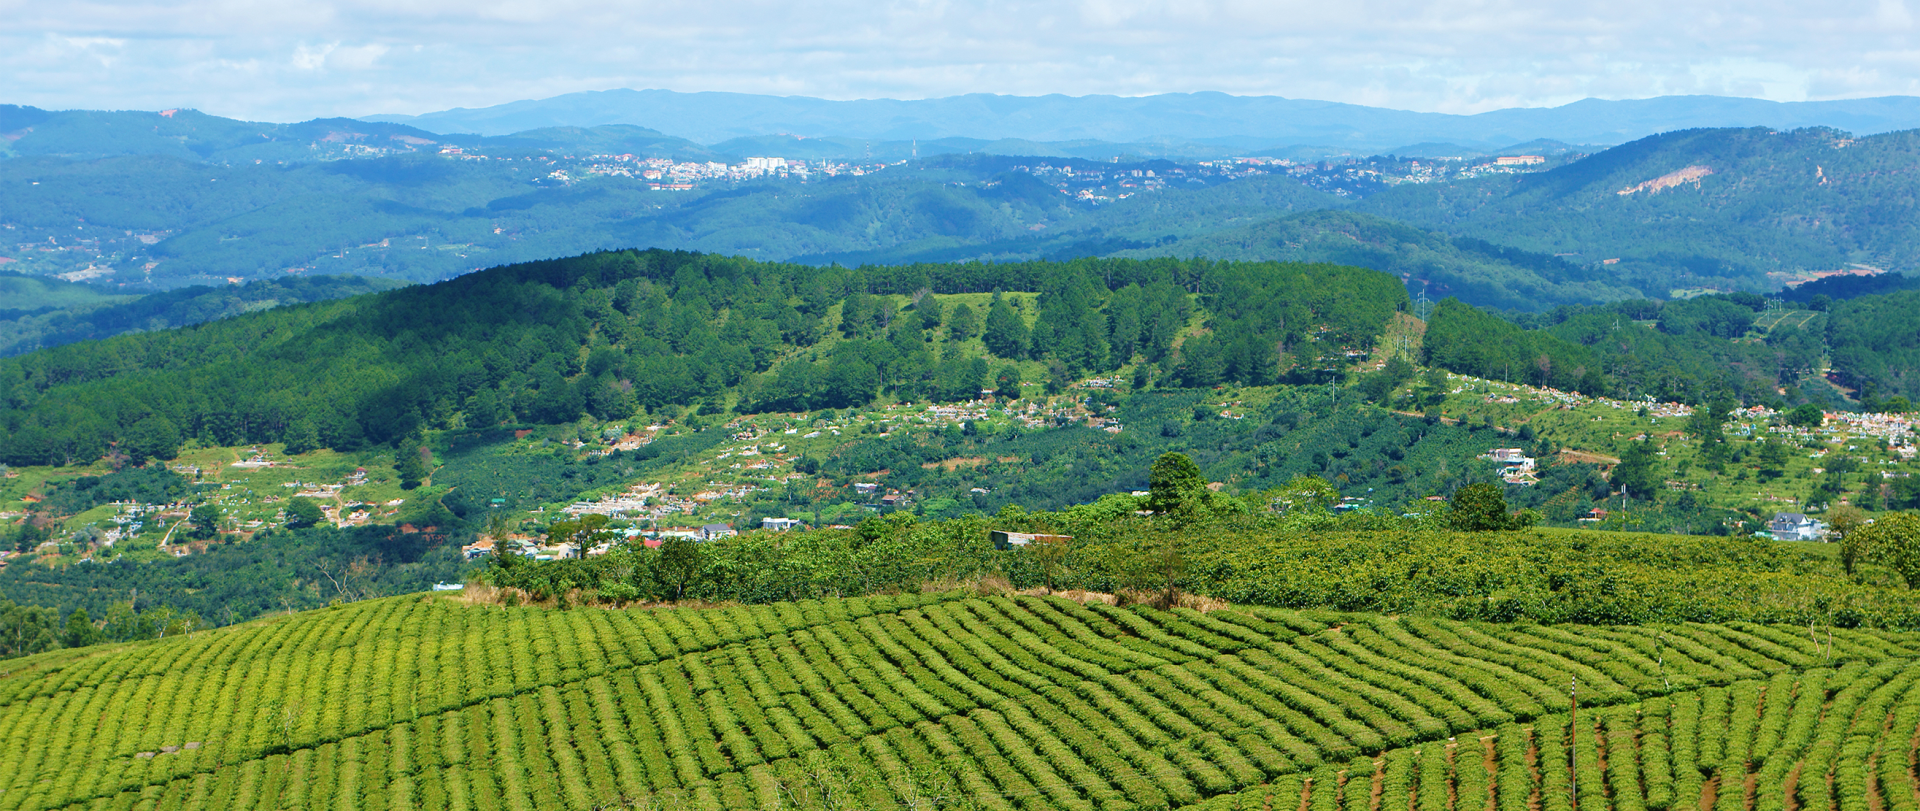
top-left (0, 146), bottom-right (1569, 285)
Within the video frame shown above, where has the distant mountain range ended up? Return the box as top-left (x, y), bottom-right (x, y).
top-left (362, 89), bottom-right (1920, 151)
top-left (12, 91), bottom-right (1920, 165)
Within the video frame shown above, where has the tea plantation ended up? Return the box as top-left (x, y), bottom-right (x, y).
top-left (3, 589), bottom-right (1918, 811)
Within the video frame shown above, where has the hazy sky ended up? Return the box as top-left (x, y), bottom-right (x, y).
top-left (7, 0), bottom-right (1920, 122)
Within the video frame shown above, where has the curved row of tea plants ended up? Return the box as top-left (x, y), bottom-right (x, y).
top-left (1, 591), bottom-right (1917, 811)
top-left (1183, 656), bottom-right (1920, 811)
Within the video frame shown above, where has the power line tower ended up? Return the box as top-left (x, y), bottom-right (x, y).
top-left (1415, 283), bottom-right (1433, 321)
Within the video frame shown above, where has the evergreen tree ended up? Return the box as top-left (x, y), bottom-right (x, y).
top-left (1045, 359), bottom-right (1072, 395)
top-left (982, 294), bottom-right (1028, 359)
top-left (947, 302), bottom-right (979, 341)
top-left (994, 366), bottom-right (1021, 399)
top-left (1612, 441), bottom-right (1663, 500)
top-left (1785, 403), bottom-right (1825, 427)
top-left (1174, 336), bottom-right (1225, 388)
top-left (395, 440), bottom-right (429, 490)
top-left (282, 418), bottom-right (321, 455)
top-left (124, 416), bottom-right (181, 464)
top-left (914, 296), bottom-right (944, 335)
top-left (1107, 285), bottom-right (1143, 362)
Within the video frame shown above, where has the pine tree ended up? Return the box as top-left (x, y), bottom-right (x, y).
top-left (395, 440), bottom-right (429, 490)
top-left (1612, 441), bottom-right (1663, 500)
top-left (282, 418), bottom-right (321, 455)
top-left (947, 302), bottom-right (979, 341)
top-left (982, 294), bottom-right (1028, 359)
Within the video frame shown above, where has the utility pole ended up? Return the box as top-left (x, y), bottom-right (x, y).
top-left (1569, 677), bottom-right (1578, 811)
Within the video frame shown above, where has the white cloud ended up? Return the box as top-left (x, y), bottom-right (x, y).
top-left (291, 43), bottom-right (334, 72)
top-left (1, 0), bottom-right (1917, 122)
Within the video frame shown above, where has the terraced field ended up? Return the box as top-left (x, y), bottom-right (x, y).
top-left (2, 591), bottom-right (1917, 811)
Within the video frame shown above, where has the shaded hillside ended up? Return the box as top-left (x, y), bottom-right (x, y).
top-left (0, 274), bottom-right (407, 357)
top-left (783, 170), bottom-right (1339, 267)
top-left (1359, 126), bottom-right (1920, 294)
top-left (0, 272), bottom-right (136, 314)
top-left (0, 152), bottom-right (1342, 289)
top-left (1113, 210), bottom-right (1643, 311)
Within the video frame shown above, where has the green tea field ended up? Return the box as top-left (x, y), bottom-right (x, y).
top-left (3, 590), bottom-right (1919, 811)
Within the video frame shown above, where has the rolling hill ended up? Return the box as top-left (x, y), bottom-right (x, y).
top-left (1356, 126), bottom-right (1920, 295)
top-left (1114, 210), bottom-right (1644, 312)
top-left (0, 274), bottom-right (404, 357)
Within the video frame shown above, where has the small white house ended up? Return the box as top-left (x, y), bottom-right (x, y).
top-left (1768, 512), bottom-right (1827, 541)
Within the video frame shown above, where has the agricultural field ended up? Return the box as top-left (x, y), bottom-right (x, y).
top-left (3, 589), bottom-right (1918, 811)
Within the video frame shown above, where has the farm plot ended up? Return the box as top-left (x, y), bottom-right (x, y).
top-left (0, 593), bottom-right (1916, 811)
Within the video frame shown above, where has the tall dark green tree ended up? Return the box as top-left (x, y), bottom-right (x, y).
top-left (124, 415), bottom-right (181, 464)
top-left (1612, 441), bottom-right (1663, 500)
top-left (981, 294), bottom-right (1028, 359)
top-left (656, 537), bottom-right (703, 600)
top-left (188, 505), bottom-right (222, 540)
top-left (947, 302), bottom-right (979, 341)
top-left (395, 440), bottom-right (429, 490)
top-left (62, 608), bottom-right (100, 648)
top-left (282, 418), bottom-right (321, 455)
top-left (1689, 397), bottom-right (1734, 470)
top-left (1148, 451), bottom-right (1208, 522)
top-left (285, 498), bottom-right (325, 529)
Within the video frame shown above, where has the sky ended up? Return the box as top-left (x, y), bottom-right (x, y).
top-left (6, 0), bottom-right (1920, 123)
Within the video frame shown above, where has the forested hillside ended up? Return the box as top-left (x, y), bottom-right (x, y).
top-left (1420, 287), bottom-right (1920, 405)
top-left (1117, 210), bottom-right (1643, 311)
top-left (0, 274), bottom-right (404, 357)
top-left (1357, 126), bottom-right (1920, 295)
top-left (0, 250), bottom-right (1404, 467)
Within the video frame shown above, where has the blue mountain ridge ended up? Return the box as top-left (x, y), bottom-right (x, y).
top-left (360, 89), bottom-right (1920, 149)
